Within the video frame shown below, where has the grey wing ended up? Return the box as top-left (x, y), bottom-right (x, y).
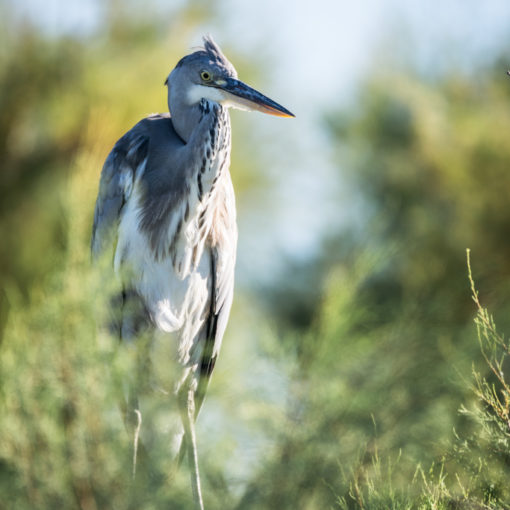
top-left (91, 128), bottom-right (149, 340)
top-left (91, 129), bottom-right (149, 262)
top-left (202, 247), bottom-right (235, 368)
top-left (196, 186), bottom-right (237, 414)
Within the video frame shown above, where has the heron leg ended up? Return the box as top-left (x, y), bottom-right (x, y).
top-left (178, 377), bottom-right (204, 510)
top-left (119, 289), bottom-right (150, 479)
top-left (121, 393), bottom-right (144, 480)
top-left (132, 408), bottom-right (142, 479)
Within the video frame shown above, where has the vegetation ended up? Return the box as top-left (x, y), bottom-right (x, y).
top-left (1, 3), bottom-right (510, 509)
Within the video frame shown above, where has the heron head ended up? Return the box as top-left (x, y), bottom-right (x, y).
top-left (165, 36), bottom-right (294, 119)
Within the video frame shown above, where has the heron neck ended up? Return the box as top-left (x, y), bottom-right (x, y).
top-left (168, 95), bottom-right (204, 143)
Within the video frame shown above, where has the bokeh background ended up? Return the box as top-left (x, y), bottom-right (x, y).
top-left (1, 1), bottom-right (510, 508)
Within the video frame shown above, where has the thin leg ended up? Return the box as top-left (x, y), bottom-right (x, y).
top-left (178, 380), bottom-right (204, 510)
top-left (186, 388), bottom-right (204, 510)
top-left (132, 408), bottom-right (142, 479)
top-left (119, 289), bottom-right (150, 481)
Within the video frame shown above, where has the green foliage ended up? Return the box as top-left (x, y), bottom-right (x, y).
top-left (466, 250), bottom-right (510, 455)
top-left (343, 265), bottom-right (510, 510)
top-left (249, 61), bottom-right (510, 508)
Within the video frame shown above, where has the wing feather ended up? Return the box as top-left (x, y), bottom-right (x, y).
top-left (196, 176), bottom-right (237, 415)
top-left (91, 126), bottom-right (149, 340)
top-left (91, 129), bottom-right (149, 261)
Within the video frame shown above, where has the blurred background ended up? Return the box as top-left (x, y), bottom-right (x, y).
top-left (1, 0), bottom-right (510, 508)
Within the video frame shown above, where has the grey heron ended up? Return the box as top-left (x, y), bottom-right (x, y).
top-left (91, 36), bottom-right (293, 509)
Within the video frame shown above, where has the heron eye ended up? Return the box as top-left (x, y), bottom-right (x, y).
top-left (200, 71), bottom-right (212, 82)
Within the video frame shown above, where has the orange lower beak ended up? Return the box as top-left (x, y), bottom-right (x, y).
top-left (217, 78), bottom-right (295, 118)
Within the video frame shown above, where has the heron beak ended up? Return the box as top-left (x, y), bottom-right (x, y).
top-left (215, 78), bottom-right (295, 118)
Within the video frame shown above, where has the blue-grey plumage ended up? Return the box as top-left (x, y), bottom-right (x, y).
top-left (91, 35), bottom-right (293, 509)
